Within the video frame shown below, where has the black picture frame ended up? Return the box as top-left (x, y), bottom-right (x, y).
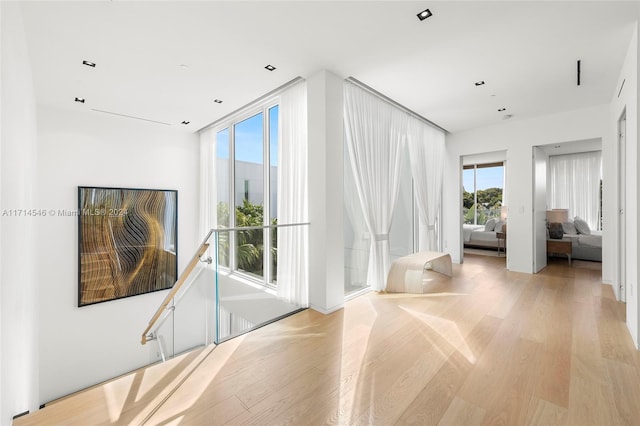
top-left (78, 186), bottom-right (178, 307)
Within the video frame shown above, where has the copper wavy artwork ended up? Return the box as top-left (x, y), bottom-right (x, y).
top-left (78, 187), bottom-right (177, 306)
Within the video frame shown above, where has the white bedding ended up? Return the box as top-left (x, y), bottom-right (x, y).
top-left (463, 225), bottom-right (484, 242)
top-left (561, 231), bottom-right (602, 248)
top-left (578, 234), bottom-right (602, 248)
top-left (469, 230), bottom-right (500, 242)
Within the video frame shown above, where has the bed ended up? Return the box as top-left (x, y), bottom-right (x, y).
top-left (559, 230), bottom-right (602, 262)
top-left (463, 222), bottom-right (505, 250)
top-left (548, 218), bottom-right (602, 262)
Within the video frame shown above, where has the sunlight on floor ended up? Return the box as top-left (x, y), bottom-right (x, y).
top-left (380, 292), bottom-right (467, 299)
top-left (103, 374), bottom-right (136, 423)
top-left (145, 335), bottom-right (247, 423)
top-left (99, 336), bottom-right (247, 425)
top-left (399, 305), bottom-right (476, 364)
top-left (337, 297), bottom-right (377, 424)
top-left (164, 416), bottom-right (184, 426)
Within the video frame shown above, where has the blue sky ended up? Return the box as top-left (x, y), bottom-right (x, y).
top-left (463, 166), bottom-right (504, 192)
top-left (216, 106), bottom-right (278, 167)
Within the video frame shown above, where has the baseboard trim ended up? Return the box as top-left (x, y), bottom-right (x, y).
top-left (13, 411), bottom-right (29, 420)
top-left (310, 303), bottom-right (344, 315)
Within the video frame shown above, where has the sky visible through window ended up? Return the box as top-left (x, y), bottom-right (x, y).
top-left (215, 106), bottom-right (279, 167)
top-left (235, 113), bottom-right (263, 165)
top-left (463, 166), bottom-right (503, 191)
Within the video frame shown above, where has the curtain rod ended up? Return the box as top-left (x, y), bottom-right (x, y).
top-left (197, 76), bottom-right (305, 133)
top-left (346, 77), bottom-right (449, 134)
top-left (548, 149), bottom-right (602, 158)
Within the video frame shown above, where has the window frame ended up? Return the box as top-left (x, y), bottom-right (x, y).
top-left (214, 97), bottom-right (280, 289)
top-left (463, 162), bottom-right (505, 225)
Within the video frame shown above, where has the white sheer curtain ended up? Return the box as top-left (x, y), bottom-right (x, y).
top-left (407, 116), bottom-right (445, 251)
top-left (277, 81), bottom-right (309, 306)
top-left (199, 128), bottom-right (217, 239)
top-left (344, 149), bottom-right (370, 289)
top-left (548, 151), bottom-right (602, 230)
top-left (344, 82), bottom-right (407, 291)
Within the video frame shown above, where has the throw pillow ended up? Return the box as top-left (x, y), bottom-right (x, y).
top-left (548, 222), bottom-right (564, 239)
top-left (573, 216), bottom-right (591, 235)
top-left (484, 218), bottom-right (497, 231)
top-left (562, 221), bottom-right (578, 235)
top-left (494, 220), bottom-right (505, 233)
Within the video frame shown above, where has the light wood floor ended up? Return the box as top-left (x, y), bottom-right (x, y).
top-left (17, 255), bottom-right (640, 425)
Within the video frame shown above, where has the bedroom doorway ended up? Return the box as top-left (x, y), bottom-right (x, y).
top-left (537, 139), bottom-right (603, 271)
top-left (461, 152), bottom-right (507, 261)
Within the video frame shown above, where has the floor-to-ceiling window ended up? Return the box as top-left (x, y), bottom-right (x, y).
top-left (463, 162), bottom-right (504, 225)
top-left (215, 104), bottom-right (279, 286)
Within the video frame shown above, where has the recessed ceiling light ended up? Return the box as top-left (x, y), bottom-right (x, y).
top-left (74, 97), bottom-right (85, 103)
top-left (214, 99), bottom-right (223, 104)
top-left (82, 60), bottom-right (96, 68)
top-left (417, 9), bottom-right (432, 21)
top-left (498, 107), bottom-right (506, 112)
top-left (265, 64), bottom-right (276, 71)
top-left (475, 81), bottom-right (485, 86)
top-left (181, 121), bottom-right (190, 125)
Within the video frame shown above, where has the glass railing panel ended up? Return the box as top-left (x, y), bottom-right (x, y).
top-left (214, 223), bottom-right (308, 343)
top-left (152, 305), bottom-right (175, 361)
top-left (142, 223), bottom-right (308, 358)
top-left (141, 230), bottom-right (215, 358)
top-left (171, 261), bottom-right (216, 355)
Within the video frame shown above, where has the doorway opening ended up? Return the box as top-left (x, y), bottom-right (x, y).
top-left (461, 152), bottom-right (507, 261)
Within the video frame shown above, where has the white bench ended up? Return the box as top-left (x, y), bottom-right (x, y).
top-left (385, 251), bottom-right (452, 293)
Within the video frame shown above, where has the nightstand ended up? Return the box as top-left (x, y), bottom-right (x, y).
top-left (496, 232), bottom-right (506, 256)
top-left (547, 239), bottom-right (572, 265)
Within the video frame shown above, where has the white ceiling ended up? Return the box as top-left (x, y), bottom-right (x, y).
top-left (20, 1), bottom-right (640, 134)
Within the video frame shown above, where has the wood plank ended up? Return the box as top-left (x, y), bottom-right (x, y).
top-left (596, 296), bottom-right (637, 365)
top-left (604, 358), bottom-right (640, 425)
top-left (396, 351), bottom-right (473, 425)
top-left (437, 396), bottom-right (486, 426)
top-left (397, 315), bottom-right (501, 425)
top-left (523, 397), bottom-right (568, 426)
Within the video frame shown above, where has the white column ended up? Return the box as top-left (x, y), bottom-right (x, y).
top-left (1, 2), bottom-right (40, 420)
top-left (307, 70), bottom-right (345, 314)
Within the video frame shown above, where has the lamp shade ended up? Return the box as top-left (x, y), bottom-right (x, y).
top-left (500, 206), bottom-right (508, 221)
top-left (546, 209), bottom-right (568, 223)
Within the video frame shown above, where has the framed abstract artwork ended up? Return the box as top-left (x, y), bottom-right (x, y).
top-left (78, 186), bottom-right (178, 307)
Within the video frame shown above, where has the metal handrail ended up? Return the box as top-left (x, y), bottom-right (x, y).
top-left (211, 222), bottom-right (310, 232)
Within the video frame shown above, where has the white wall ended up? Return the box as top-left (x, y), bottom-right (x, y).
top-left (307, 70), bottom-right (345, 314)
top-left (1, 2), bottom-right (40, 423)
top-left (532, 147), bottom-right (549, 273)
top-left (36, 105), bottom-right (199, 403)
top-left (444, 104), bottom-right (610, 274)
top-left (609, 22), bottom-right (639, 347)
